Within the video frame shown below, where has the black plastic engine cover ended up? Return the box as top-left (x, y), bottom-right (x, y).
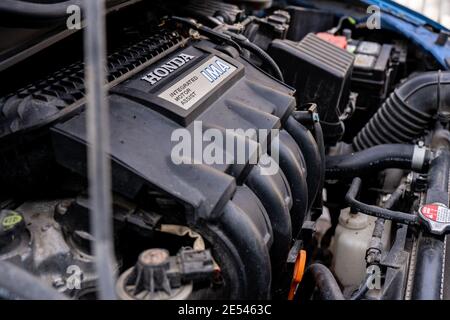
top-left (52, 41), bottom-right (296, 223)
top-left (51, 40), bottom-right (300, 299)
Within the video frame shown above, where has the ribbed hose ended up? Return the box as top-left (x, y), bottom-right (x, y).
top-left (353, 71), bottom-right (450, 150)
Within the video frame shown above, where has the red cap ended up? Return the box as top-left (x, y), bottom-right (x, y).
top-left (316, 32), bottom-right (348, 49)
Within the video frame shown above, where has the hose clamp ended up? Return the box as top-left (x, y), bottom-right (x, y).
top-left (412, 143), bottom-right (427, 171)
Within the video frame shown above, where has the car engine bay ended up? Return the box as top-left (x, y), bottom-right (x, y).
top-left (0, 0), bottom-right (450, 301)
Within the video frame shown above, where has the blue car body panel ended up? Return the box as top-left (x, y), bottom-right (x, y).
top-left (289, 0), bottom-right (450, 69)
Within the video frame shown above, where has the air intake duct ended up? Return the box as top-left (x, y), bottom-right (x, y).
top-left (353, 71), bottom-right (450, 150)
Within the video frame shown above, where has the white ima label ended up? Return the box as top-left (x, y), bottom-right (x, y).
top-left (158, 56), bottom-right (237, 110)
top-left (201, 60), bottom-right (232, 82)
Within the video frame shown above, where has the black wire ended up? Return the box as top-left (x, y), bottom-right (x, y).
top-left (350, 183), bottom-right (407, 300)
top-left (345, 178), bottom-right (419, 225)
top-left (171, 16), bottom-right (243, 53)
top-left (224, 31), bottom-right (285, 82)
top-left (170, 17), bottom-right (285, 82)
top-left (350, 273), bottom-right (371, 300)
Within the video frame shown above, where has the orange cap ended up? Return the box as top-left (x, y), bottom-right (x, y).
top-left (288, 249), bottom-right (307, 300)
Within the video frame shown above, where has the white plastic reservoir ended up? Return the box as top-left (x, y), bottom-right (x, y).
top-left (331, 208), bottom-right (391, 288)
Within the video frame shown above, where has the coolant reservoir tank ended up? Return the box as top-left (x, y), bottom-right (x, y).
top-left (331, 208), bottom-right (390, 288)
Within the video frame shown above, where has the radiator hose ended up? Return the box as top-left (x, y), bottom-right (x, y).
top-left (412, 129), bottom-right (450, 299)
top-left (326, 144), bottom-right (430, 179)
top-left (353, 71), bottom-right (450, 150)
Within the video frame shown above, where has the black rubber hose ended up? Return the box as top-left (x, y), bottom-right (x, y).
top-left (293, 110), bottom-right (325, 217)
top-left (285, 116), bottom-right (322, 210)
top-left (354, 71), bottom-right (450, 150)
top-left (345, 177), bottom-right (419, 225)
top-left (0, 0), bottom-right (82, 21)
top-left (313, 121), bottom-right (326, 183)
top-left (171, 18), bottom-right (284, 82)
top-left (296, 263), bottom-right (345, 300)
top-left (372, 182), bottom-right (406, 240)
top-left (412, 234), bottom-right (445, 300)
top-left (326, 144), bottom-right (430, 180)
top-left (238, 40), bottom-right (285, 82)
top-left (224, 32), bottom-right (284, 82)
top-left (171, 16), bottom-right (243, 53)
top-left (311, 118), bottom-right (325, 213)
top-left (426, 149), bottom-right (450, 205)
top-left (0, 261), bottom-right (68, 300)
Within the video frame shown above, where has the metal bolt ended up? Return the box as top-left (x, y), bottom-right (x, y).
top-left (189, 29), bottom-right (201, 40)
